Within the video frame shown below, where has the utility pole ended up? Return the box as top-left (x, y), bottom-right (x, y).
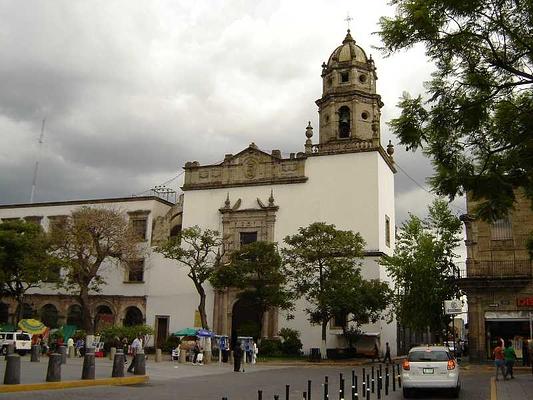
top-left (30, 118), bottom-right (46, 203)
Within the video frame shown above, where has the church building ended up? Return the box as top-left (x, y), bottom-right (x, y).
top-left (0, 31), bottom-right (397, 356)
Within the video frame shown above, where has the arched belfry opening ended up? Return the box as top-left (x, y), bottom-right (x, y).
top-left (338, 106), bottom-right (351, 138)
top-left (231, 298), bottom-right (261, 347)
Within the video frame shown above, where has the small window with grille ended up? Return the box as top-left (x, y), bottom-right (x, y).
top-left (491, 216), bottom-right (512, 240)
top-left (127, 260), bottom-right (145, 283)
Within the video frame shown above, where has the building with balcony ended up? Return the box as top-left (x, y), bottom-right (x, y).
top-left (460, 190), bottom-right (533, 361)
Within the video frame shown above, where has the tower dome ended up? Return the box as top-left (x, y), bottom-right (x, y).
top-left (326, 29), bottom-right (368, 67)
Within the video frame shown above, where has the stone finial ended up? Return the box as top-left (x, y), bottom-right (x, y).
top-left (268, 189), bottom-right (275, 206)
top-left (343, 29), bottom-right (355, 44)
top-left (387, 140), bottom-right (395, 157)
top-left (271, 150), bottom-right (281, 158)
top-left (224, 193), bottom-right (231, 208)
top-left (249, 142), bottom-right (258, 149)
top-left (305, 121), bottom-right (314, 154)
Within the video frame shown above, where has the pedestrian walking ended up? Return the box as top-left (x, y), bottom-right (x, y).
top-left (67, 336), bottom-right (74, 355)
top-left (122, 337), bottom-right (129, 363)
top-left (383, 342), bottom-right (392, 364)
top-left (503, 340), bottom-right (517, 379)
top-left (127, 333), bottom-right (143, 373)
top-left (252, 341), bottom-right (258, 364)
top-left (233, 341), bottom-right (243, 372)
top-left (372, 343), bottom-right (380, 363)
top-left (493, 343), bottom-right (506, 381)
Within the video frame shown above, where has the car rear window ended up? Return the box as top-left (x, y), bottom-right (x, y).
top-left (16, 334), bottom-right (31, 341)
top-left (408, 350), bottom-right (450, 362)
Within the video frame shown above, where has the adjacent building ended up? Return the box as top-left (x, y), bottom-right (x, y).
top-left (460, 190), bottom-right (533, 361)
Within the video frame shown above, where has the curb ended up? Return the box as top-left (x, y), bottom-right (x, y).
top-left (491, 377), bottom-right (497, 400)
top-left (0, 375), bottom-right (149, 393)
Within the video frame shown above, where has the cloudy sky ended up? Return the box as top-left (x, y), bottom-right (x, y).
top-left (0, 0), bottom-right (466, 227)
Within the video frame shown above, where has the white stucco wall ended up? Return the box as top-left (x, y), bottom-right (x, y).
top-left (181, 150), bottom-right (397, 352)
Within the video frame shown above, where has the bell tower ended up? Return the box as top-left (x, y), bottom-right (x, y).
top-left (315, 30), bottom-right (383, 149)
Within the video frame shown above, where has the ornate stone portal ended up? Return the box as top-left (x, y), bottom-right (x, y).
top-left (212, 192), bottom-right (279, 339)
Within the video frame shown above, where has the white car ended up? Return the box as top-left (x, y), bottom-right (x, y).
top-left (0, 332), bottom-right (32, 355)
top-left (401, 346), bottom-right (461, 398)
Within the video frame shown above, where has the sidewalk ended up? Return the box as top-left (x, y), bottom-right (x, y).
top-left (495, 373), bottom-right (533, 400)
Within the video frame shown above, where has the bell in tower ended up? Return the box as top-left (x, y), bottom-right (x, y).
top-left (315, 30), bottom-right (384, 152)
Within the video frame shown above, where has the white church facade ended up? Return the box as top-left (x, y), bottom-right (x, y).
top-left (0, 31), bottom-right (397, 356)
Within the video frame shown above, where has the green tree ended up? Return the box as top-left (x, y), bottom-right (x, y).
top-left (211, 241), bottom-right (293, 339)
top-left (49, 207), bottom-right (139, 333)
top-left (381, 199), bottom-right (462, 337)
top-left (282, 222), bottom-right (366, 357)
top-left (156, 225), bottom-right (223, 330)
top-left (378, 1), bottom-right (533, 221)
top-left (0, 220), bottom-right (56, 323)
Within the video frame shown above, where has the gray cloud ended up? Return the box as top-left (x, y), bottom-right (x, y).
top-left (0, 0), bottom-right (465, 228)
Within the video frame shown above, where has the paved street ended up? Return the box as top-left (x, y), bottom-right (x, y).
top-left (0, 358), bottom-right (502, 400)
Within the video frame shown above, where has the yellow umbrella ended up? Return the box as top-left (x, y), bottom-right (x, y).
top-left (18, 319), bottom-right (47, 335)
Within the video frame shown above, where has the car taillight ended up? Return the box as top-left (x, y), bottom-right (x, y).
top-left (402, 360), bottom-right (410, 370)
top-left (447, 360), bottom-right (455, 370)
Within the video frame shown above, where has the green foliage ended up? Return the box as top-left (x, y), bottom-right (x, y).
top-left (99, 324), bottom-right (154, 345)
top-left (0, 220), bottom-right (57, 322)
top-left (278, 328), bottom-right (303, 356)
top-left (156, 225), bottom-right (223, 330)
top-left (379, 1), bottom-right (533, 226)
top-left (161, 334), bottom-right (181, 353)
top-left (282, 222), bottom-right (367, 343)
top-left (381, 199), bottom-right (462, 336)
top-left (211, 241), bottom-right (294, 334)
top-left (259, 338), bottom-right (282, 356)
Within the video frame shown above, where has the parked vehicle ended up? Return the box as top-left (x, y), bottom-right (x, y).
top-left (0, 332), bottom-right (32, 355)
top-left (401, 345), bottom-right (461, 398)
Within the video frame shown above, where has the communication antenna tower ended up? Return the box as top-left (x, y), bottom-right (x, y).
top-left (30, 118), bottom-right (46, 203)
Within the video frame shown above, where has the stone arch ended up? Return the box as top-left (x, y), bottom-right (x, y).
top-left (231, 297), bottom-right (261, 347)
top-left (66, 304), bottom-right (83, 328)
top-left (123, 306), bottom-right (144, 327)
top-left (0, 302), bottom-right (9, 324)
top-left (338, 105), bottom-right (351, 138)
top-left (94, 304), bottom-right (115, 332)
top-left (15, 303), bottom-right (35, 320)
top-left (40, 304), bottom-right (59, 328)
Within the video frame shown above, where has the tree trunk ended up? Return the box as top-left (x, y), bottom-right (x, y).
top-left (78, 287), bottom-right (93, 334)
top-left (196, 284), bottom-right (209, 330)
top-left (321, 319), bottom-right (327, 359)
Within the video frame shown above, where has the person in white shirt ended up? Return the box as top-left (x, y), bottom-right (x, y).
top-left (127, 334), bottom-right (143, 373)
top-left (67, 337), bottom-right (74, 357)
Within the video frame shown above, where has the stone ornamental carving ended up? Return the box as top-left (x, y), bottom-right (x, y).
top-left (183, 144), bottom-right (307, 190)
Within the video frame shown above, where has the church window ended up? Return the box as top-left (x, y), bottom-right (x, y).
top-left (491, 216), bottom-right (512, 240)
top-left (359, 74), bottom-right (367, 83)
top-left (361, 111), bottom-right (369, 120)
top-left (240, 231), bottom-right (258, 246)
top-left (385, 215), bottom-right (391, 247)
top-left (338, 106), bottom-right (351, 138)
top-left (126, 259), bottom-right (145, 282)
top-left (340, 71), bottom-right (349, 83)
top-left (131, 218), bottom-right (148, 240)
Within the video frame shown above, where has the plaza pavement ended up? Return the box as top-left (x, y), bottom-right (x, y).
top-left (0, 356), bottom-right (531, 399)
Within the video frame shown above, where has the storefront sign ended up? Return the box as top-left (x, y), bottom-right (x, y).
top-left (444, 300), bottom-right (462, 314)
top-left (517, 297), bottom-right (533, 307)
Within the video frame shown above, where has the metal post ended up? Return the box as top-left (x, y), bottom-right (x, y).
top-left (392, 365), bottom-right (396, 391)
top-left (385, 366), bottom-right (389, 396)
top-left (308, 380), bottom-right (312, 400)
top-left (324, 376), bottom-right (329, 400)
top-left (366, 375), bottom-right (370, 399)
top-left (371, 366), bottom-right (374, 393)
top-left (361, 374), bottom-right (365, 397)
top-left (258, 390), bottom-right (263, 400)
top-left (303, 393), bottom-right (307, 400)
top-left (286, 385), bottom-right (290, 400)
top-left (275, 395), bottom-right (280, 400)
top-left (339, 373), bottom-right (344, 400)
top-left (351, 370), bottom-right (356, 400)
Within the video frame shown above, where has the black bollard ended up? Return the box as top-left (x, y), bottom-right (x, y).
top-left (308, 380), bottom-right (312, 400)
top-left (46, 353), bottom-right (62, 382)
top-left (286, 385), bottom-right (290, 400)
top-left (31, 345), bottom-right (40, 362)
top-left (222, 397), bottom-right (228, 400)
top-left (134, 351), bottom-right (146, 375)
top-left (82, 349), bottom-right (95, 380)
top-left (258, 390), bottom-right (263, 400)
top-left (324, 376), bottom-right (329, 400)
top-left (275, 395), bottom-right (280, 400)
top-left (371, 366), bottom-right (374, 393)
top-left (351, 370), bottom-right (356, 400)
top-left (385, 366), bottom-right (389, 396)
top-left (379, 364), bottom-right (383, 390)
top-left (361, 374), bottom-right (365, 398)
top-left (339, 373), bottom-right (343, 400)
top-left (59, 345), bottom-right (67, 364)
top-left (366, 374), bottom-right (370, 400)
top-left (354, 373), bottom-right (358, 399)
top-left (377, 377), bottom-right (381, 399)
top-left (112, 352), bottom-right (125, 377)
top-left (4, 353), bottom-right (21, 384)
top-left (303, 392), bottom-right (307, 400)
top-left (392, 365), bottom-right (396, 391)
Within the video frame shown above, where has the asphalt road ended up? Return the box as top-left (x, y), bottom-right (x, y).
top-left (0, 362), bottom-right (492, 400)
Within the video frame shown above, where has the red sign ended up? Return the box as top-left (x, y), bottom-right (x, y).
top-left (517, 297), bottom-right (533, 307)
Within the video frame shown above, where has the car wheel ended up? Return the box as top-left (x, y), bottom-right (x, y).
top-left (403, 388), bottom-right (414, 398)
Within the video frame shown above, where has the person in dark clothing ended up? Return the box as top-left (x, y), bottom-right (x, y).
top-left (383, 342), bottom-right (392, 364)
top-left (371, 343), bottom-right (380, 363)
top-left (233, 341), bottom-right (244, 372)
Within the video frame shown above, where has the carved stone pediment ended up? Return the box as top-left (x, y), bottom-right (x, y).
top-left (182, 143), bottom-right (308, 190)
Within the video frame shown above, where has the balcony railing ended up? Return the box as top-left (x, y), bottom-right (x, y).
top-left (460, 260), bottom-right (533, 279)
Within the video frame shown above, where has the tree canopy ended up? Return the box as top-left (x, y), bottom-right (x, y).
top-left (156, 225), bottom-right (223, 330)
top-left (381, 199), bottom-right (462, 336)
top-left (0, 220), bottom-right (57, 322)
top-left (379, 1), bottom-right (533, 220)
top-left (49, 207), bottom-right (139, 333)
top-left (211, 241), bottom-right (293, 338)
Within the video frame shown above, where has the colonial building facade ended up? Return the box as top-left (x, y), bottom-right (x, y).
top-left (0, 31), bottom-right (397, 355)
top-left (460, 190), bottom-right (533, 361)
